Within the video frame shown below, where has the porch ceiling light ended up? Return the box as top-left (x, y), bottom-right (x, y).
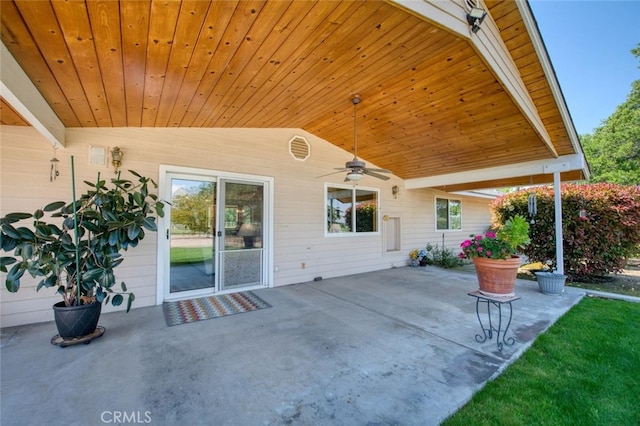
top-left (467, 6), bottom-right (487, 34)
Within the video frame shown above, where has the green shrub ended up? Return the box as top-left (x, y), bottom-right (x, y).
top-left (491, 183), bottom-right (640, 280)
top-left (425, 243), bottom-right (465, 269)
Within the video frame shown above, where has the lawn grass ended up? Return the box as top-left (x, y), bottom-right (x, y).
top-left (444, 296), bottom-right (640, 425)
top-left (170, 247), bottom-right (212, 265)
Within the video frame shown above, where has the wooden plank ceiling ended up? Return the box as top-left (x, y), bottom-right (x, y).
top-left (0, 0), bottom-right (583, 186)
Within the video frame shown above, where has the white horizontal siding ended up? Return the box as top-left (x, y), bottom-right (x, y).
top-left (1, 125), bottom-right (491, 327)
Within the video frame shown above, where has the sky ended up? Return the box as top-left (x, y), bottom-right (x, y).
top-left (528, 0), bottom-right (639, 135)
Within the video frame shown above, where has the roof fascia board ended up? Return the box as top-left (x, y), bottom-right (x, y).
top-left (0, 42), bottom-right (65, 148)
top-left (405, 153), bottom-right (586, 189)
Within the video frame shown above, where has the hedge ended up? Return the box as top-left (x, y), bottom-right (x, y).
top-left (491, 183), bottom-right (640, 280)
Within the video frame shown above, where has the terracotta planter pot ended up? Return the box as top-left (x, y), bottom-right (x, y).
top-left (472, 256), bottom-right (521, 297)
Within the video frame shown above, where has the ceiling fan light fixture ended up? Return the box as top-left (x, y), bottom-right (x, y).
top-left (346, 171), bottom-right (363, 181)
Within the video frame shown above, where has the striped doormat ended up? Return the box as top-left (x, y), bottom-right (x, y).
top-left (163, 291), bottom-right (271, 327)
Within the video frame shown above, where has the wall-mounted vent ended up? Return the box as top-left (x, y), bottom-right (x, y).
top-left (288, 135), bottom-right (310, 161)
top-left (465, 0), bottom-right (478, 11)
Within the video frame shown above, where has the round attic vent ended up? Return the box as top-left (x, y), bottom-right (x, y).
top-left (288, 135), bottom-right (310, 161)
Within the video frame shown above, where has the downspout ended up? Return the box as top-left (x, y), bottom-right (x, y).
top-left (553, 171), bottom-right (564, 274)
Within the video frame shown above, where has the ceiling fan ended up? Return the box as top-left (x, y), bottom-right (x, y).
top-left (323, 96), bottom-right (392, 182)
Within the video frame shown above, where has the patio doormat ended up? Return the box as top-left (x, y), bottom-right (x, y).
top-left (162, 291), bottom-right (271, 326)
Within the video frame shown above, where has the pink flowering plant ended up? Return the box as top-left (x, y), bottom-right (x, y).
top-left (459, 215), bottom-right (530, 260)
top-left (459, 232), bottom-right (511, 259)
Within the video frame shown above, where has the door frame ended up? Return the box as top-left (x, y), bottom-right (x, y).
top-left (156, 164), bottom-right (274, 305)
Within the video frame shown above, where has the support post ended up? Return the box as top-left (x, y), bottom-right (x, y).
top-left (553, 171), bottom-right (564, 274)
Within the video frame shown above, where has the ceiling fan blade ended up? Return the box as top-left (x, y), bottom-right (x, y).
top-left (365, 168), bottom-right (391, 174)
top-left (316, 170), bottom-right (348, 178)
top-left (363, 169), bottom-right (391, 180)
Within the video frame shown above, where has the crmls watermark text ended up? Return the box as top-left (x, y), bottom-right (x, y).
top-left (101, 411), bottom-right (152, 424)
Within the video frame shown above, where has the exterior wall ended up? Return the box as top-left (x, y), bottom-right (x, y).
top-left (0, 125), bottom-right (491, 327)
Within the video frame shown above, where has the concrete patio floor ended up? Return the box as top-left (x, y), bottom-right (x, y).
top-left (1, 266), bottom-right (585, 426)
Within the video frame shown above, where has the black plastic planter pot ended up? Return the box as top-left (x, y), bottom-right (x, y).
top-left (53, 301), bottom-right (102, 338)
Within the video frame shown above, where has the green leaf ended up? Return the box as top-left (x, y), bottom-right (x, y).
top-left (6, 263), bottom-right (25, 292)
top-left (43, 201), bottom-right (66, 212)
top-left (42, 274), bottom-right (58, 288)
top-left (142, 217), bottom-right (157, 231)
top-left (16, 242), bottom-right (34, 259)
top-left (0, 257), bottom-right (17, 269)
top-left (96, 287), bottom-right (105, 303)
top-left (4, 212), bottom-right (32, 222)
top-left (1, 236), bottom-right (17, 252)
top-left (35, 223), bottom-right (52, 238)
top-left (17, 227), bottom-right (36, 240)
top-left (108, 231), bottom-right (119, 246)
top-left (1, 223), bottom-right (20, 239)
top-left (121, 281), bottom-right (127, 292)
top-left (126, 293), bottom-right (135, 312)
top-left (127, 223), bottom-right (141, 240)
top-left (112, 294), bottom-right (123, 307)
top-left (133, 192), bottom-right (143, 207)
top-left (33, 209), bottom-right (44, 219)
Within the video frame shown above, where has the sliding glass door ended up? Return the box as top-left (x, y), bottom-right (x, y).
top-left (168, 176), bottom-right (216, 295)
top-left (162, 169), bottom-right (270, 301)
top-left (219, 180), bottom-right (264, 291)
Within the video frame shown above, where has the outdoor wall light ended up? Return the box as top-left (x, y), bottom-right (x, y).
top-left (111, 146), bottom-right (123, 174)
top-left (467, 6), bottom-right (487, 33)
top-left (392, 185), bottom-right (399, 199)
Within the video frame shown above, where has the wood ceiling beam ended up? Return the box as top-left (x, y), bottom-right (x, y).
top-left (0, 42), bottom-right (65, 147)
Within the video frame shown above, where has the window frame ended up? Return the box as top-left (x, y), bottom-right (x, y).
top-left (435, 197), bottom-right (462, 231)
top-left (325, 183), bottom-right (381, 236)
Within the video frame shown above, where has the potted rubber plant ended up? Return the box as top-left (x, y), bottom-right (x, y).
top-left (459, 214), bottom-right (531, 296)
top-left (0, 168), bottom-right (164, 341)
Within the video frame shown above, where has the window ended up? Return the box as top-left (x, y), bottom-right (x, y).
top-left (436, 198), bottom-right (461, 230)
top-left (326, 185), bottom-right (379, 234)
